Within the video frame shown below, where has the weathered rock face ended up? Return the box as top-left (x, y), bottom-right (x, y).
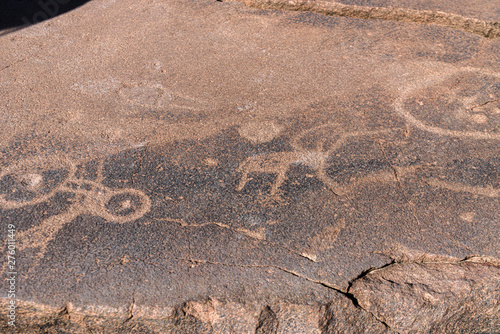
top-left (0, 0), bottom-right (499, 333)
top-left (351, 257), bottom-right (500, 334)
top-left (0, 257), bottom-right (498, 333)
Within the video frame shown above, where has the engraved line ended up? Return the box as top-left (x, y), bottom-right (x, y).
top-left (156, 218), bottom-right (319, 262)
top-left (394, 67), bottom-right (500, 140)
top-left (425, 177), bottom-right (500, 197)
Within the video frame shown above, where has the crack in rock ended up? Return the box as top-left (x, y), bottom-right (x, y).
top-left (178, 256), bottom-right (338, 288)
top-left (219, 0), bottom-right (500, 38)
top-left (124, 297), bottom-right (135, 323)
top-left (348, 256), bottom-right (500, 333)
top-left (158, 217), bottom-right (319, 263)
top-left (470, 99), bottom-right (500, 110)
top-left (0, 58), bottom-right (26, 73)
top-left (178, 257), bottom-right (398, 331)
top-left (1, 254), bottom-right (498, 333)
top-left (375, 140), bottom-right (423, 230)
top-left (255, 306), bottom-right (279, 334)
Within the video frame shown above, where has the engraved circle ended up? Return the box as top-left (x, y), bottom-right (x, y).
top-left (0, 157), bottom-right (76, 209)
top-left (394, 68), bottom-right (500, 139)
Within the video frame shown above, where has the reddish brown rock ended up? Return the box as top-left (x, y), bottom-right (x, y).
top-left (0, 0), bottom-right (499, 332)
top-left (350, 257), bottom-right (500, 333)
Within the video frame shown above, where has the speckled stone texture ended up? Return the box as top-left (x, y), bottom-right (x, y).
top-left (0, 0), bottom-right (499, 332)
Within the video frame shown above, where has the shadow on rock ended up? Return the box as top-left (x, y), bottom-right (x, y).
top-left (0, 0), bottom-right (91, 35)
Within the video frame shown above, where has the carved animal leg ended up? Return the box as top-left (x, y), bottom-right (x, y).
top-left (270, 170), bottom-right (287, 195)
top-left (236, 169), bottom-right (251, 192)
top-left (315, 167), bottom-right (344, 196)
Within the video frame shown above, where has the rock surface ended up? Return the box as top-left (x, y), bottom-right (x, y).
top-left (0, 0), bottom-right (499, 333)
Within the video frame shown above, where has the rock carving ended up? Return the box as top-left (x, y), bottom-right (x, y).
top-left (0, 156), bottom-right (151, 270)
top-left (236, 123), bottom-right (392, 195)
top-left (394, 67), bottom-right (500, 140)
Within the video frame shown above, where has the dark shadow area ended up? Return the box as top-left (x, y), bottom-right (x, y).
top-left (0, 0), bottom-right (92, 36)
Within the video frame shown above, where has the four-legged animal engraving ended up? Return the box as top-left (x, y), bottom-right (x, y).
top-left (2, 119), bottom-right (497, 271)
top-left (0, 156), bottom-right (151, 270)
top-left (236, 123), bottom-right (392, 195)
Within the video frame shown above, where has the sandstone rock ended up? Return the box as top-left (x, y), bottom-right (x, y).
top-left (0, 0), bottom-right (499, 332)
top-left (350, 257), bottom-right (500, 333)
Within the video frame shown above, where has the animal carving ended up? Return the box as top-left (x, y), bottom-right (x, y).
top-left (236, 123), bottom-right (390, 195)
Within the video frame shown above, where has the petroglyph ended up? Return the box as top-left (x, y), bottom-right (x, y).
top-left (0, 156), bottom-right (151, 270)
top-left (155, 217), bottom-right (324, 263)
top-left (236, 123), bottom-right (500, 199)
top-left (394, 67), bottom-right (500, 139)
top-left (71, 78), bottom-right (121, 95)
top-left (424, 177), bottom-right (500, 198)
top-left (238, 121), bottom-right (284, 144)
top-left (302, 219), bottom-right (345, 262)
top-left (368, 164), bottom-right (500, 199)
top-left (220, 0), bottom-right (500, 38)
top-left (118, 82), bottom-right (208, 110)
top-left (236, 123), bottom-right (392, 195)
top-left (119, 83), bottom-right (164, 107)
top-left (0, 156), bottom-right (77, 209)
top-left (157, 217), bottom-right (267, 241)
top-left (72, 78), bottom-right (208, 111)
